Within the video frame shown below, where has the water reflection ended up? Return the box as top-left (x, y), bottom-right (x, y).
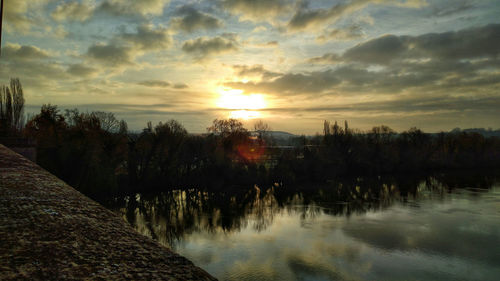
top-left (109, 171), bottom-right (500, 281)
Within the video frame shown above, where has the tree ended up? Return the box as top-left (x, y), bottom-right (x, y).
top-left (254, 120), bottom-right (270, 143)
top-left (207, 118), bottom-right (247, 137)
top-left (0, 78), bottom-right (25, 136)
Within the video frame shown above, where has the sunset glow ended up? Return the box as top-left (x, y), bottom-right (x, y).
top-left (229, 110), bottom-right (261, 120)
top-left (216, 88), bottom-right (267, 110)
top-left (2, 1), bottom-right (500, 280)
top-left (1, 0), bottom-right (499, 133)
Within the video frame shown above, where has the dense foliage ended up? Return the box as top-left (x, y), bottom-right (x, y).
top-left (19, 106), bottom-right (500, 201)
top-left (2, 79), bottom-right (500, 201)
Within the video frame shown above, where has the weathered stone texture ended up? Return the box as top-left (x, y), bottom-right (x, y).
top-left (0, 144), bottom-right (216, 280)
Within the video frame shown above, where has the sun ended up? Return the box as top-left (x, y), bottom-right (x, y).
top-left (215, 87), bottom-right (267, 119)
top-left (216, 88), bottom-right (266, 110)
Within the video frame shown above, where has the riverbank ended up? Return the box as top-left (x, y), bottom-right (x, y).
top-left (0, 144), bottom-right (216, 280)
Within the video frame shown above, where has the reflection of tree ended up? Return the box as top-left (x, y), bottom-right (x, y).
top-left (111, 172), bottom-right (498, 248)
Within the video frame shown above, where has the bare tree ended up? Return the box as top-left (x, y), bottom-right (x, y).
top-left (92, 111), bottom-right (120, 133)
top-left (207, 118), bottom-right (247, 137)
top-left (10, 78), bottom-right (25, 131)
top-left (0, 78), bottom-right (24, 135)
top-left (254, 120), bottom-right (270, 141)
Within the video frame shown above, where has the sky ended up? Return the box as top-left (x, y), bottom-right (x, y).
top-left (0, 0), bottom-right (499, 134)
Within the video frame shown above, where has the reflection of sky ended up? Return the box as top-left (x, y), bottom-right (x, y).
top-left (167, 187), bottom-right (500, 281)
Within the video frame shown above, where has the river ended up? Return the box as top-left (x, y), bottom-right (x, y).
top-left (108, 172), bottom-right (500, 281)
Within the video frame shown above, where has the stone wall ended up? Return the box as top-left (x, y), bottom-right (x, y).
top-left (0, 144), bottom-right (217, 280)
top-left (0, 138), bottom-right (36, 162)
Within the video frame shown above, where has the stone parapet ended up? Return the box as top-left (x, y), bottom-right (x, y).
top-left (0, 144), bottom-right (216, 280)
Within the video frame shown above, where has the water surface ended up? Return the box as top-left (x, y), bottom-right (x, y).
top-left (110, 173), bottom-right (500, 281)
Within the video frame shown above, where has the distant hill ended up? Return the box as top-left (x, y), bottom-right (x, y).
top-left (266, 131), bottom-right (298, 139)
top-left (448, 128), bottom-right (500, 137)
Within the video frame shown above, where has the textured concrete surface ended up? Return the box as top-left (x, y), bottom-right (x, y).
top-left (0, 144), bottom-right (216, 280)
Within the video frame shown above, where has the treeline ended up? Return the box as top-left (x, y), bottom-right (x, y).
top-left (273, 121), bottom-right (500, 183)
top-left (22, 107), bottom-right (500, 201)
top-left (2, 79), bottom-right (500, 201)
top-left (21, 105), bottom-right (269, 199)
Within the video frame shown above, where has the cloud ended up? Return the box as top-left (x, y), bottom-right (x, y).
top-left (232, 65), bottom-right (282, 80)
top-left (137, 80), bottom-right (188, 89)
top-left (226, 70), bottom-right (341, 95)
top-left (316, 25), bottom-right (365, 42)
top-left (119, 24), bottom-right (171, 51)
top-left (182, 36), bottom-right (238, 60)
top-left (3, 0), bottom-right (54, 33)
top-left (1, 44), bottom-right (50, 60)
top-left (173, 83), bottom-right (189, 89)
top-left (51, 1), bottom-right (95, 22)
top-left (272, 93), bottom-right (500, 116)
top-left (227, 24), bottom-right (500, 98)
top-left (343, 35), bottom-right (408, 65)
top-left (253, 41), bottom-right (280, 48)
top-left (221, 0), bottom-right (294, 22)
top-left (235, 59), bottom-right (498, 97)
top-left (264, 41), bottom-right (279, 47)
top-left (287, 0), bottom-right (427, 32)
top-left (67, 64), bottom-right (98, 77)
top-left (430, 0), bottom-right (475, 17)
top-left (138, 80), bottom-right (171, 87)
top-left (0, 44), bottom-right (68, 91)
top-left (171, 5), bottom-right (223, 33)
top-left (343, 24), bottom-right (500, 65)
top-left (98, 0), bottom-right (170, 17)
top-left (308, 53), bottom-right (342, 64)
top-left (80, 24), bottom-right (171, 72)
top-left (86, 43), bottom-right (133, 67)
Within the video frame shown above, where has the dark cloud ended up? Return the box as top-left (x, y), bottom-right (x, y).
top-left (51, 1), bottom-right (94, 22)
top-left (288, 1), bottom-right (344, 31)
top-left (226, 70), bottom-right (341, 95)
top-left (226, 24), bottom-right (500, 98)
top-left (1, 44), bottom-right (50, 60)
top-left (173, 83), bottom-right (189, 89)
top-left (343, 24), bottom-right (500, 65)
top-left (270, 95), bottom-right (500, 115)
top-left (86, 43), bottom-right (133, 67)
top-left (181, 36), bottom-right (238, 59)
top-left (232, 65), bottom-right (282, 80)
top-left (119, 25), bottom-right (171, 51)
top-left (137, 80), bottom-right (188, 89)
top-left (287, 0), bottom-right (427, 31)
top-left (171, 5), bottom-right (223, 33)
top-left (229, 56), bottom-right (499, 96)
top-left (138, 80), bottom-right (171, 87)
top-left (310, 24), bottom-right (500, 65)
top-left (343, 35), bottom-right (408, 65)
top-left (0, 50), bottom-right (68, 91)
top-left (308, 53), bottom-right (341, 64)
top-left (67, 64), bottom-right (98, 77)
top-left (265, 41), bottom-right (279, 47)
top-left (317, 25), bottom-right (364, 42)
top-left (221, 0), bottom-right (293, 22)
